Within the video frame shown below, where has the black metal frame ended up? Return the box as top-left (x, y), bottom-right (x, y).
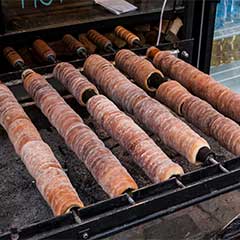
top-left (191, 0), bottom-right (220, 73)
top-left (1, 157), bottom-right (240, 240)
top-left (0, 1), bottom-right (230, 239)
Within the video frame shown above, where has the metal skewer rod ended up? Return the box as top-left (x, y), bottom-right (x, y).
top-left (15, 61), bottom-right (25, 70)
top-left (72, 208), bottom-right (82, 224)
top-left (106, 45), bottom-right (116, 54)
top-left (48, 55), bottom-right (57, 64)
top-left (132, 40), bottom-right (142, 48)
top-left (77, 48), bottom-right (88, 58)
top-left (208, 157), bottom-right (229, 173)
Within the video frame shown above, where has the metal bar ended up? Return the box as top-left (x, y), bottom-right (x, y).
top-left (72, 209), bottom-right (82, 224)
top-left (208, 157), bottom-right (230, 173)
top-left (175, 178), bottom-right (186, 188)
top-left (1, 157), bottom-right (240, 240)
top-left (183, 0), bottom-right (195, 39)
top-left (198, 0), bottom-right (219, 73)
top-left (0, 38), bottom-right (194, 82)
top-left (191, 0), bottom-right (219, 70)
top-left (125, 193), bottom-right (136, 205)
top-left (197, 0), bottom-right (206, 69)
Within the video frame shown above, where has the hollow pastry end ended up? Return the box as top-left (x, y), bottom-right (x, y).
top-left (22, 69), bottom-right (34, 80)
top-left (190, 144), bottom-right (211, 165)
top-left (160, 164), bottom-right (184, 182)
top-left (110, 180), bottom-right (138, 198)
top-left (61, 202), bottom-right (84, 216)
top-left (81, 88), bottom-right (99, 106)
top-left (146, 71), bottom-right (166, 91)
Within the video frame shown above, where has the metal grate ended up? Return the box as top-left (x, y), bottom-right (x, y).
top-left (1, 157), bottom-right (240, 240)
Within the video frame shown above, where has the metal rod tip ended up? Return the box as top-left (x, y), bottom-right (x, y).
top-left (133, 41), bottom-right (142, 48)
top-left (48, 55), bottom-right (57, 64)
top-left (106, 45), bottom-right (116, 53)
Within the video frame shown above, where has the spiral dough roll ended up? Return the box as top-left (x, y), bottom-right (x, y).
top-left (84, 55), bottom-right (210, 164)
top-left (157, 80), bottom-right (240, 156)
top-left (148, 47), bottom-right (240, 123)
top-left (78, 34), bottom-right (97, 54)
top-left (115, 26), bottom-right (140, 46)
top-left (32, 39), bottom-right (56, 62)
top-left (87, 30), bottom-right (112, 50)
top-left (3, 47), bottom-right (24, 68)
top-left (63, 34), bottom-right (87, 54)
top-left (156, 80), bottom-right (191, 115)
top-left (0, 83), bottom-right (83, 216)
top-left (115, 49), bottom-right (165, 92)
top-left (53, 62), bottom-right (99, 106)
top-left (22, 70), bottom-right (138, 198)
top-left (87, 95), bottom-right (184, 182)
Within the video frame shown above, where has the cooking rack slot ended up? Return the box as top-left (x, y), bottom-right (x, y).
top-left (132, 178), bottom-right (179, 202)
top-left (74, 195), bottom-right (129, 220)
top-left (222, 157), bottom-right (240, 171)
top-left (207, 157), bottom-right (230, 173)
top-left (14, 213), bottom-right (75, 240)
top-left (180, 164), bottom-right (228, 186)
top-left (2, 159), bottom-right (240, 240)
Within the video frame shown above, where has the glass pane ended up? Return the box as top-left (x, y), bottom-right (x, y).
top-left (210, 0), bottom-right (240, 92)
top-left (0, 0), bottom-right (181, 33)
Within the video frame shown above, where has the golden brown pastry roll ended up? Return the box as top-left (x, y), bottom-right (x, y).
top-left (78, 34), bottom-right (97, 54)
top-left (22, 69), bottom-right (138, 197)
top-left (87, 30), bottom-right (113, 52)
top-left (157, 80), bottom-right (240, 155)
top-left (87, 95), bottom-right (184, 182)
top-left (105, 33), bottom-right (127, 49)
top-left (62, 34), bottom-right (87, 57)
top-left (148, 47), bottom-right (240, 123)
top-left (0, 83), bottom-right (83, 216)
top-left (22, 141), bottom-right (84, 216)
top-left (32, 39), bottom-right (56, 63)
top-left (84, 55), bottom-right (210, 164)
top-left (3, 47), bottom-right (25, 69)
top-left (53, 62), bottom-right (99, 106)
top-left (115, 49), bottom-right (165, 92)
top-left (156, 80), bottom-right (191, 115)
top-left (133, 96), bottom-right (210, 164)
top-left (114, 26), bottom-right (140, 47)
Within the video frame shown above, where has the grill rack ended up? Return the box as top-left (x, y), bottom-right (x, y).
top-left (1, 157), bottom-right (240, 240)
top-left (1, 1), bottom-right (236, 239)
top-left (1, 41), bottom-right (240, 240)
